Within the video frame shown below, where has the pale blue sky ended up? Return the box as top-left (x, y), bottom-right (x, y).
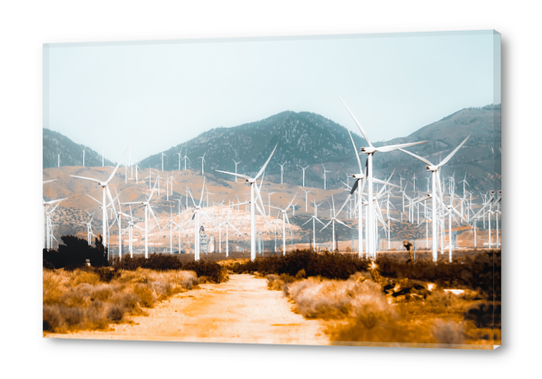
top-left (44, 30), bottom-right (500, 163)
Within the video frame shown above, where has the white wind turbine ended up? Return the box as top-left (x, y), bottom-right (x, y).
top-left (399, 135), bottom-right (470, 261)
top-left (82, 149), bottom-right (85, 167)
top-left (322, 164), bottom-right (332, 190)
top-left (266, 191), bottom-right (275, 216)
top-left (297, 164), bottom-right (309, 188)
top-left (165, 206), bottom-right (176, 254)
top-left (339, 96), bottom-right (427, 258)
top-left (233, 160), bottom-right (241, 183)
top-left (216, 144), bottom-right (278, 261)
top-left (302, 188), bottom-right (312, 212)
top-left (270, 193), bottom-right (298, 255)
top-left (176, 152), bottom-right (182, 171)
top-left (278, 162), bottom-right (287, 184)
top-left (119, 206), bottom-right (141, 258)
top-left (122, 179), bottom-right (161, 258)
top-left (43, 198), bottom-right (66, 249)
top-left (183, 154), bottom-right (190, 170)
top-left (70, 152), bottom-right (126, 250)
top-left (302, 201), bottom-right (325, 250)
top-left (161, 153), bottom-right (167, 172)
top-left (199, 153), bottom-right (206, 175)
top-left (211, 208), bottom-right (242, 257)
top-left (81, 211), bottom-right (96, 246)
top-left (183, 178), bottom-right (215, 260)
top-left (320, 195), bottom-right (351, 252)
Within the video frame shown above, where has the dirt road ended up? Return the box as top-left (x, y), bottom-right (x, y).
top-left (50, 274), bottom-right (328, 345)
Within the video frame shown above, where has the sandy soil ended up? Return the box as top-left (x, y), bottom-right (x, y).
top-left (47, 274), bottom-right (328, 345)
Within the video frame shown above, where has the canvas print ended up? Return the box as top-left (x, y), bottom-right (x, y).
top-left (42, 30), bottom-right (501, 349)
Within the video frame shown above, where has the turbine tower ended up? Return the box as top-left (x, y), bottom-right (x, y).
top-left (216, 144), bottom-right (278, 261)
top-left (233, 160), bottom-right (241, 183)
top-left (278, 162), bottom-right (286, 184)
top-left (122, 180), bottom-right (161, 258)
top-left (270, 193), bottom-right (298, 255)
top-left (297, 165), bottom-right (309, 188)
top-left (322, 164), bottom-right (331, 190)
top-left (339, 96), bottom-right (427, 259)
top-left (70, 150), bottom-right (126, 254)
top-left (199, 153), bottom-right (206, 175)
top-left (399, 135), bottom-right (470, 261)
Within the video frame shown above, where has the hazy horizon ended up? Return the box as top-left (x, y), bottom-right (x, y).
top-left (44, 30), bottom-right (500, 163)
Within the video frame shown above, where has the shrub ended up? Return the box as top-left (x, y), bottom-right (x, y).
top-left (233, 250), bottom-right (369, 280)
top-left (463, 302), bottom-right (501, 328)
top-left (113, 254), bottom-right (228, 284)
top-left (43, 267), bottom-right (198, 333)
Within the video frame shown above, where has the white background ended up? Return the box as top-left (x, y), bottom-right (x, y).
top-left (0, 1), bottom-right (539, 377)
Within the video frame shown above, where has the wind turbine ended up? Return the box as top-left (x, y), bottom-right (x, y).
top-left (216, 144), bottom-right (277, 261)
top-left (161, 153), bottom-right (167, 172)
top-left (199, 153), bottom-right (206, 175)
top-left (297, 164), bottom-right (309, 188)
top-left (277, 162), bottom-right (287, 184)
top-left (321, 164), bottom-right (332, 190)
top-left (320, 195), bottom-right (351, 252)
top-left (82, 149), bottom-right (85, 167)
top-left (399, 135), bottom-right (470, 261)
top-left (302, 201), bottom-right (325, 251)
top-left (176, 152), bottom-right (182, 171)
top-left (183, 178), bottom-right (215, 260)
top-left (183, 154), bottom-right (190, 170)
top-left (43, 198), bottom-right (66, 249)
top-left (339, 96), bottom-right (427, 259)
top-left (70, 150), bottom-right (126, 253)
top-left (270, 193), bottom-right (298, 255)
top-left (211, 208), bottom-right (242, 256)
top-left (233, 160), bottom-right (241, 183)
top-left (122, 179), bottom-right (161, 258)
top-left (302, 188), bottom-right (312, 212)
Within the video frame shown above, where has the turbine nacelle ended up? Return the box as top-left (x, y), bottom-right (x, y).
top-left (360, 146), bottom-right (377, 154)
top-left (427, 165), bottom-right (439, 171)
top-left (352, 174), bottom-right (365, 179)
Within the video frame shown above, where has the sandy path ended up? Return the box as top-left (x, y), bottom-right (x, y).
top-left (49, 274), bottom-right (328, 345)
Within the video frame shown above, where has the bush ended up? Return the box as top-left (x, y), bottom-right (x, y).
top-left (43, 235), bottom-right (109, 269)
top-left (463, 302), bottom-right (501, 328)
top-left (233, 250), bottom-right (369, 280)
top-left (43, 267), bottom-right (198, 333)
top-left (114, 254), bottom-right (228, 284)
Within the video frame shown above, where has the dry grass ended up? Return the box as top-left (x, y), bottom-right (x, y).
top-left (281, 273), bottom-right (498, 347)
top-left (43, 268), bottom-right (198, 333)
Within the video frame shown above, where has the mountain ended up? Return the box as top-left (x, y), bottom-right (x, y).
top-left (43, 129), bottom-right (115, 168)
top-left (138, 105), bottom-right (501, 193)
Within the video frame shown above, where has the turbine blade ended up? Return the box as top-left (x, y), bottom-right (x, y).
top-left (149, 205), bottom-right (161, 231)
top-left (216, 169), bottom-right (249, 180)
top-left (106, 148), bottom-right (128, 183)
top-left (376, 140), bottom-right (427, 153)
top-left (348, 130), bottom-right (363, 173)
top-left (198, 177), bottom-right (206, 206)
top-left (399, 148), bottom-right (433, 166)
top-left (338, 96), bottom-right (372, 147)
top-left (335, 218), bottom-right (352, 229)
top-left (255, 143), bottom-right (278, 179)
top-left (438, 135), bottom-right (470, 167)
top-left (70, 175), bottom-right (102, 185)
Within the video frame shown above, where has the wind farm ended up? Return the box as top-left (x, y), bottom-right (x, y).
top-left (42, 31), bottom-right (500, 348)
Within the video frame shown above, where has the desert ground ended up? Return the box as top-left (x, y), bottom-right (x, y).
top-left (46, 274), bottom-right (327, 345)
